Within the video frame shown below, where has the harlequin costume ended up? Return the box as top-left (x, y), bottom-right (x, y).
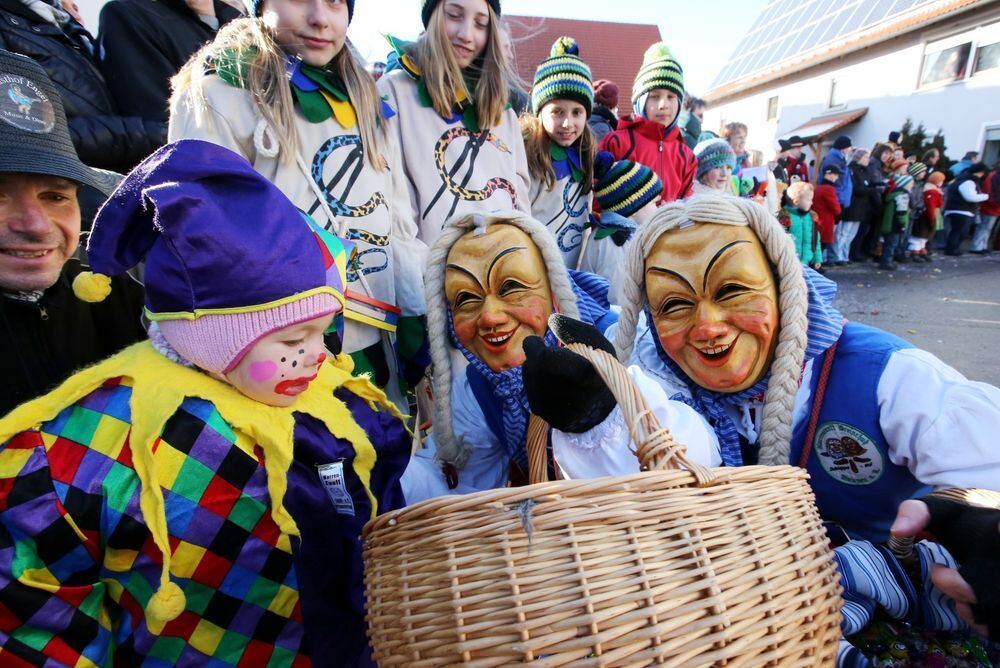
top-left (606, 194), bottom-right (1000, 665)
top-left (0, 141), bottom-right (411, 667)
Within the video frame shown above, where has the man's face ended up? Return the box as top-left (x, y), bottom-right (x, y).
top-left (446, 225), bottom-right (552, 372)
top-left (0, 173), bottom-right (80, 292)
top-left (645, 224), bottom-right (779, 393)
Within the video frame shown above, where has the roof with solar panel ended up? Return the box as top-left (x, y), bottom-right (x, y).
top-left (706, 0), bottom-right (985, 101)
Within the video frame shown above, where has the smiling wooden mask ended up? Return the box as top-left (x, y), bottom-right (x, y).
top-left (445, 225), bottom-right (553, 372)
top-left (644, 223), bottom-right (779, 392)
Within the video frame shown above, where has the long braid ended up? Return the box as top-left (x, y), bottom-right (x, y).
top-left (425, 211), bottom-right (580, 469)
top-left (613, 194), bottom-right (809, 466)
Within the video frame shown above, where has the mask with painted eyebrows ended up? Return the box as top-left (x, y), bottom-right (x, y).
top-left (644, 223), bottom-right (779, 392)
top-left (445, 225), bottom-right (553, 372)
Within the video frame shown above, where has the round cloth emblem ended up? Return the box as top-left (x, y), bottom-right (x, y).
top-left (0, 74), bottom-right (55, 133)
top-left (813, 421), bottom-right (884, 486)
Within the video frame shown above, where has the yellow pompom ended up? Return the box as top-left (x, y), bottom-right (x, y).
top-left (551, 36), bottom-right (579, 57)
top-left (146, 581), bottom-right (186, 623)
top-left (72, 271), bottom-right (112, 302)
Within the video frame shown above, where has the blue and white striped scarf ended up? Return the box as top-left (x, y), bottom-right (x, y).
top-left (650, 267), bottom-right (845, 466)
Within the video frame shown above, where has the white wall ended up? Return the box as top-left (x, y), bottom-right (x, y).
top-left (704, 6), bottom-right (1000, 165)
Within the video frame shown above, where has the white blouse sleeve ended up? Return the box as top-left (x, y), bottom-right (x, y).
top-left (551, 365), bottom-right (722, 480)
top-left (878, 348), bottom-right (1000, 490)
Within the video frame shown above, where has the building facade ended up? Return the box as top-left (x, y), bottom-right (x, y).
top-left (704, 0), bottom-right (1000, 168)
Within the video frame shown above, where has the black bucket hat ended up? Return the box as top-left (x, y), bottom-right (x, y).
top-left (0, 49), bottom-right (120, 197)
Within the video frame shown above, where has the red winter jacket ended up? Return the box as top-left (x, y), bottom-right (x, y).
top-left (981, 170), bottom-right (1000, 217)
top-left (786, 154), bottom-right (811, 183)
top-left (599, 115), bottom-right (697, 204)
top-left (811, 182), bottom-right (842, 244)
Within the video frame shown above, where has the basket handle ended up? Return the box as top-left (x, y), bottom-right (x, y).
top-left (526, 343), bottom-right (717, 486)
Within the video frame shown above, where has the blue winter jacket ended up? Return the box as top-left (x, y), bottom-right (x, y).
top-left (821, 148), bottom-right (854, 208)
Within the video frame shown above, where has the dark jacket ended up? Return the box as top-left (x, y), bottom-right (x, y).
top-left (944, 172), bottom-right (983, 215)
top-left (0, 260), bottom-right (146, 416)
top-left (588, 104), bottom-right (617, 142)
top-left (842, 161), bottom-right (880, 223)
top-left (97, 0), bottom-right (242, 122)
top-left (0, 0), bottom-right (165, 171)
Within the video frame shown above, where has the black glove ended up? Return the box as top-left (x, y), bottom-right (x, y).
top-left (522, 315), bottom-right (617, 433)
top-left (923, 494), bottom-right (1000, 640)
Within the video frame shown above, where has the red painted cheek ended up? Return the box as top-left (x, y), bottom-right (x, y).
top-left (452, 316), bottom-right (477, 350)
top-left (658, 325), bottom-right (689, 359)
top-left (510, 298), bottom-right (550, 336)
top-left (729, 299), bottom-right (779, 339)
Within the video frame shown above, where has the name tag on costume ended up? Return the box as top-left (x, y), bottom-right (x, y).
top-left (318, 462), bottom-right (356, 516)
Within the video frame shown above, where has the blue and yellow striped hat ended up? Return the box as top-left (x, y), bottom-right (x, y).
top-left (532, 37), bottom-right (593, 116)
top-left (594, 151), bottom-right (663, 217)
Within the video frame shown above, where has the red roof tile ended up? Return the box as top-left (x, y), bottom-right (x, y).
top-left (504, 15), bottom-right (662, 112)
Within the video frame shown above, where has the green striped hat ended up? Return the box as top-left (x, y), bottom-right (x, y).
top-left (594, 151), bottom-right (663, 217)
top-left (532, 37), bottom-right (593, 116)
top-left (632, 42), bottom-right (684, 115)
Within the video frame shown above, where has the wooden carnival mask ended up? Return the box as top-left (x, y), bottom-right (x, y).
top-left (446, 225), bottom-right (553, 372)
top-left (645, 224), bottom-right (779, 393)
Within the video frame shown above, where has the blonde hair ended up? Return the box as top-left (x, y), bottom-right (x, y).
top-left (519, 112), bottom-right (595, 193)
top-left (172, 18), bottom-right (386, 169)
top-left (411, 3), bottom-right (512, 130)
top-left (786, 181), bottom-right (813, 206)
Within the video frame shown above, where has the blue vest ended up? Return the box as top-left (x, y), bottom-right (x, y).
top-left (790, 322), bottom-right (931, 543)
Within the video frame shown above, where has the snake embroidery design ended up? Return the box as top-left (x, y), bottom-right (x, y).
top-left (423, 127), bottom-right (518, 222)
top-left (310, 134), bottom-right (390, 282)
top-left (548, 178), bottom-right (588, 254)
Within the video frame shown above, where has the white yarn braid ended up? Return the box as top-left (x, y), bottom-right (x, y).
top-left (614, 194), bottom-right (809, 466)
top-left (424, 211), bottom-right (580, 469)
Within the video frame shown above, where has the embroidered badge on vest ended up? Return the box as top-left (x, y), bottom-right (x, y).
top-left (814, 421), bottom-right (884, 485)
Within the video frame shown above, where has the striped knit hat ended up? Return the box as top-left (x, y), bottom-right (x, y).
top-left (908, 161), bottom-right (927, 178)
top-left (532, 37), bottom-right (593, 115)
top-left (422, 0), bottom-right (500, 26)
top-left (594, 151), bottom-right (663, 217)
top-left (894, 174), bottom-right (914, 190)
top-left (694, 138), bottom-right (737, 181)
top-left (632, 42), bottom-right (684, 119)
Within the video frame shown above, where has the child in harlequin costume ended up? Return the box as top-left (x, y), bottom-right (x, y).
top-left (691, 138), bottom-right (738, 196)
top-left (599, 42), bottom-right (697, 204)
top-left (577, 152), bottom-right (662, 299)
top-left (377, 0), bottom-right (531, 247)
top-left (521, 36), bottom-right (596, 269)
top-left (169, 0), bottom-right (428, 410)
top-left (399, 211), bottom-right (719, 503)
top-left (0, 141), bottom-right (411, 667)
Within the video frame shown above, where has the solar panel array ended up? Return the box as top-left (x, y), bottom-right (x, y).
top-left (711, 0), bottom-right (940, 88)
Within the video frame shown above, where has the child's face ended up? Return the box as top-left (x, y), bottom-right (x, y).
top-left (643, 89), bottom-right (679, 127)
top-left (441, 0), bottom-right (490, 68)
top-left (540, 100), bottom-right (587, 148)
top-left (262, 0), bottom-right (349, 67)
top-left (225, 314), bottom-right (334, 407)
top-left (700, 165), bottom-right (733, 191)
top-left (796, 189), bottom-right (814, 211)
top-left (825, 172), bottom-right (840, 183)
top-left (633, 199), bottom-right (660, 226)
top-left (727, 131), bottom-right (747, 155)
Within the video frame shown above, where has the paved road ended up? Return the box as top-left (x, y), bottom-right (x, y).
top-left (828, 253), bottom-right (1000, 385)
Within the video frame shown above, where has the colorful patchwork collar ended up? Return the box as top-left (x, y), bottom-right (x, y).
top-left (550, 144), bottom-right (583, 183)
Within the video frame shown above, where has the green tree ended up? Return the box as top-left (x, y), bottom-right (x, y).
top-left (899, 118), bottom-right (951, 169)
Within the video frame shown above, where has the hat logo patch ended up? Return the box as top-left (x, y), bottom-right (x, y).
top-left (0, 74), bottom-right (55, 133)
top-left (813, 421), bottom-right (884, 486)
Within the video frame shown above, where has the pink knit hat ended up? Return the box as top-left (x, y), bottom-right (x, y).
top-left (156, 292), bottom-right (341, 374)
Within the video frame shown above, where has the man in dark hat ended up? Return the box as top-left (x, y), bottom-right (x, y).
top-left (0, 49), bottom-right (145, 415)
top-left (785, 135), bottom-right (811, 183)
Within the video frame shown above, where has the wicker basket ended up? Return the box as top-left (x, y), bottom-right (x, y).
top-left (364, 345), bottom-right (842, 666)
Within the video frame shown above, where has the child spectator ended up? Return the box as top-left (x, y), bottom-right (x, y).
top-left (588, 79), bottom-right (619, 141)
top-left (378, 0), bottom-right (530, 246)
top-left (721, 121), bottom-right (749, 171)
top-left (910, 171), bottom-right (945, 261)
top-left (691, 138), bottom-right (737, 195)
top-left (780, 181), bottom-right (823, 271)
top-left (880, 173), bottom-right (914, 269)
top-left (170, 0), bottom-right (427, 409)
top-left (522, 36), bottom-right (596, 268)
top-left (903, 161), bottom-right (928, 261)
top-left (812, 164), bottom-right (842, 263)
top-left (0, 141), bottom-right (411, 666)
top-left (578, 152), bottom-right (662, 295)
top-left (599, 42), bottom-right (696, 203)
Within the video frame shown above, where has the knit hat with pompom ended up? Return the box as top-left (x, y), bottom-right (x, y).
top-left (531, 36), bottom-right (594, 116)
top-left (593, 151), bottom-right (663, 217)
top-left (632, 41), bottom-right (685, 121)
top-left (694, 138), bottom-right (737, 181)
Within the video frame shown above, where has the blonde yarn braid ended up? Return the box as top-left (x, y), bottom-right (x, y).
top-left (424, 211), bottom-right (580, 468)
top-left (614, 194), bottom-right (809, 466)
